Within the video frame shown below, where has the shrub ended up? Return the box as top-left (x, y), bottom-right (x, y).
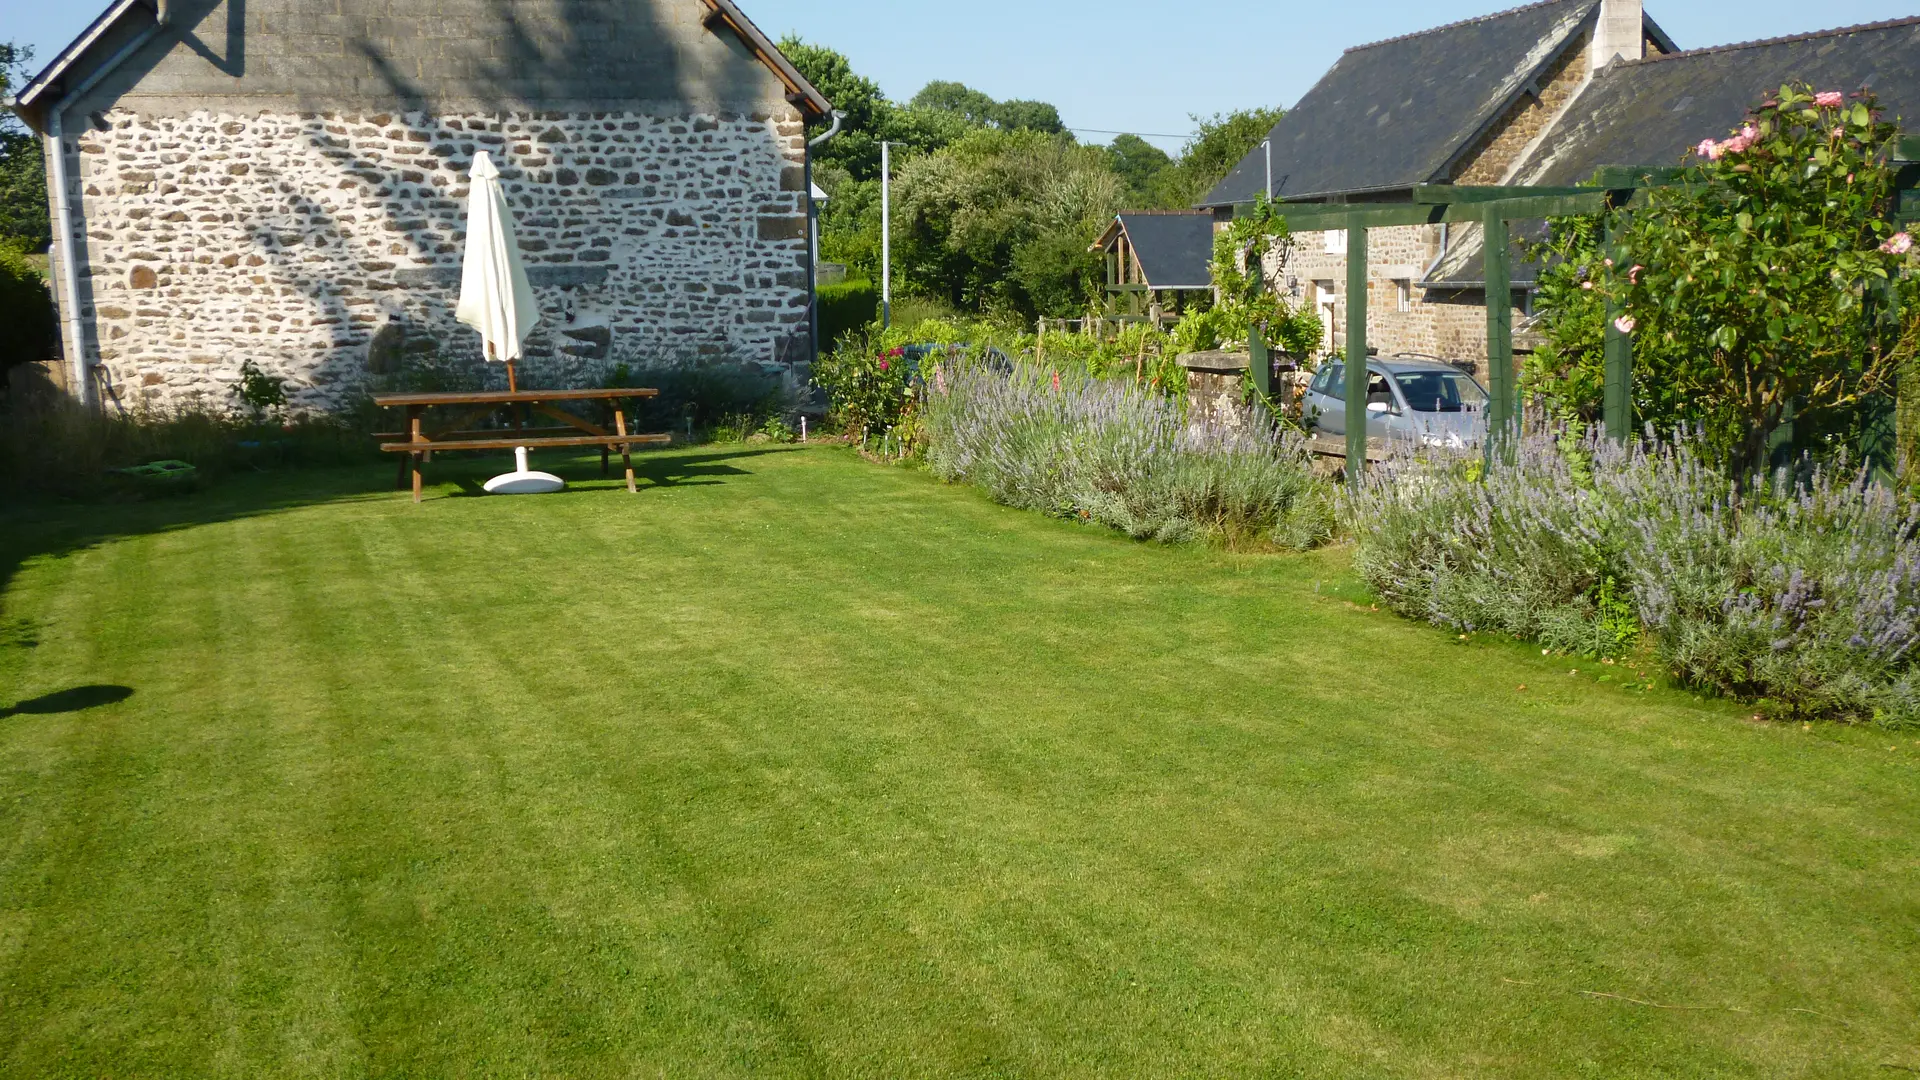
top-left (1529, 85), bottom-right (1919, 474)
top-left (816, 277), bottom-right (879, 351)
top-left (0, 396), bottom-right (377, 499)
top-left (0, 243), bottom-right (56, 382)
top-left (1348, 428), bottom-right (1920, 726)
top-left (923, 358), bottom-right (1333, 549)
top-left (602, 359), bottom-right (797, 440)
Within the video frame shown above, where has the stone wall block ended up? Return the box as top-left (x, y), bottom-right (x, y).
top-left (73, 108), bottom-right (813, 412)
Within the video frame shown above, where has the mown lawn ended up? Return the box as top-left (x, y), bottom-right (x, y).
top-left (1, 446), bottom-right (1916, 1078)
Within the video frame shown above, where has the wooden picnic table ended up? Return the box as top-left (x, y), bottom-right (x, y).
top-left (372, 387), bottom-right (670, 502)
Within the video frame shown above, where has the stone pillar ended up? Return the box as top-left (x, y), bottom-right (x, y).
top-left (1177, 350), bottom-right (1251, 431)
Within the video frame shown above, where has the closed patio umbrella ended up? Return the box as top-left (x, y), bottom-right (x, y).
top-left (455, 150), bottom-right (538, 392)
top-left (456, 151), bottom-right (562, 494)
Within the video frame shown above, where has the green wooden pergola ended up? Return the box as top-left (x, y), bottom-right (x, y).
top-left (1244, 135), bottom-right (1920, 481)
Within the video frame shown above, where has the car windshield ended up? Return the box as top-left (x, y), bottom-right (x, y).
top-left (1393, 370), bottom-right (1488, 413)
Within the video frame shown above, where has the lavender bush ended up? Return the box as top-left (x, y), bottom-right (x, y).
top-left (923, 360), bottom-right (1334, 550)
top-left (1349, 429), bottom-right (1920, 726)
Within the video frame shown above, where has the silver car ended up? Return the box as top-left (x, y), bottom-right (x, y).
top-left (1303, 357), bottom-right (1489, 448)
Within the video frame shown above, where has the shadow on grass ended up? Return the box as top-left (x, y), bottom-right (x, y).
top-left (0, 445), bottom-right (809, 601)
top-left (433, 444), bottom-right (804, 497)
top-left (1, 684), bottom-right (134, 719)
top-left (0, 463), bottom-right (403, 606)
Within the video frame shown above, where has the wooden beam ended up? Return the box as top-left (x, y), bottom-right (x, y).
top-left (1412, 184), bottom-right (1601, 204)
top-left (1270, 203), bottom-right (1447, 231)
top-left (1266, 192), bottom-right (1630, 232)
top-left (1588, 165), bottom-right (1688, 188)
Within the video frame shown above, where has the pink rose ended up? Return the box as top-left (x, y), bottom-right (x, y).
top-left (1721, 134), bottom-right (1751, 155)
top-left (1741, 124), bottom-right (1758, 139)
top-left (1613, 315), bottom-right (1636, 334)
top-left (1881, 232), bottom-right (1913, 255)
top-left (1580, 281), bottom-right (1593, 290)
top-left (878, 359), bottom-right (889, 371)
top-left (1815, 91), bottom-right (1844, 108)
top-left (1695, 138), bottom-right (1719, 159)
top-left (1629, 264), bottom-right (1643, 284)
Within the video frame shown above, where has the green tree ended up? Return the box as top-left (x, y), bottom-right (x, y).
top-left (911, 81), bottom-right (999, 126)
top-left (1, 42), bottom-right (50, 252)
top-left (893, 128), bottom-right (1121, 318)
top-left (912, 81), bottom-right (1065, 135)
top-left (988, 99), bottom-right (1065, 136)
top-left (780, 36), bottom-right (890, 181)
top-left (1155, 108), bottom-right (1284, 208)
top-left (1530, 85), bottom-right (1919, 475)
top-left (1106, 133), bottom-right (1174, 204)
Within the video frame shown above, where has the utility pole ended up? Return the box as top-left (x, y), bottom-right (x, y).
top-left (880, 141), bottom-right (892, 330)
top-left (1263, 138), bottom-right (1272, 201)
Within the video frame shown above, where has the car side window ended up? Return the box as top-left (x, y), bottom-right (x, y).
top-left (1319, 364), bottom-right (1343, 401)
top-left (1367, 372), bottom-right (1394, 407)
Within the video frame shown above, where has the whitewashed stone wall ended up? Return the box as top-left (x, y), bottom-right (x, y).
top-left (66, 106), bottom-right (810, 413)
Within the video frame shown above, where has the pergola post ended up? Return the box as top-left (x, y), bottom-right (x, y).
top-left (1344, 225), bottom-right (1369, 482)
top-left (1601, 223), bottom-right (1634, 442)
top-left (1483, 209), bottom-right (1514, 455)
top-left (1248, 331), bottom-right (1272, 403)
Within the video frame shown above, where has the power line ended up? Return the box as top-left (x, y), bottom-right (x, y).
top-left (1066, 126), bottom-right (1195, 140)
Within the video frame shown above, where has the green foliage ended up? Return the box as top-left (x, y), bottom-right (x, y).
top-left (891, 128), bottom-right (1122, 319)
top-left (0, 43), bottom-right (49, 252)
top-left (0, 240), bottom-right (56, 378)
top-left (1532, 85), bottom-right (1920, 473)
top-left (813, 337), bottom-right (918, 436)
top-left (911, 81), bottom-right (1066, 136)
top-left (1173, 196), bottom-right (1322, 356)
top-left (1040, 321), bottom-right (1187, 398)
top-left (816, 277), bottom-right (879, 351)
top-left (1106, 134), bottom-right (1174, 205)
top-left (234, 360), bottom-right (289, 422)
top-left (0, 396), bottom-right (375, 498)
top-left (923, 358), bottom-right (1334, 550)
top-left (602, 360), bottom-right (796, 438)
top-left (1146, 108), bottom-right (1285, 208)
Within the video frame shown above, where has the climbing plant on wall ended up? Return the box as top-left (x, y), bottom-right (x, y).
top-left (1172, 196), bottom-right (1322, 357)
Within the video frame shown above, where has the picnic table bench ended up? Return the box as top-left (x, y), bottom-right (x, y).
top-left (372, 388), bottom-right (670, 501)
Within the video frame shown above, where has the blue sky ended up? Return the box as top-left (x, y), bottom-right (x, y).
top-left (9, 0), bottom-right (1917, 151)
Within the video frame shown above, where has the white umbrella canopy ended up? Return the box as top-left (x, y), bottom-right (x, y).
top-left (454, 151), bottom-right (539, 390)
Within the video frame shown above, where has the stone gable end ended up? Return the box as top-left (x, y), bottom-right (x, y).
top-left (40, 0), bottom-right (821, 412)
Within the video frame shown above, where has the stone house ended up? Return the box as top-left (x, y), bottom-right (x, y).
top-left (1199, 0), bottom-right (1920, 375)
top-left (6, 0), bottom-right (833, 412)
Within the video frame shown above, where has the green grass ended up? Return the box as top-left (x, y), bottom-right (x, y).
top-left (1, 446), bottom-right (1916, 1078)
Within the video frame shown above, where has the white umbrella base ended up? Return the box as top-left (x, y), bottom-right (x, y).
top-left (483, 447), bottom-right (566, 495)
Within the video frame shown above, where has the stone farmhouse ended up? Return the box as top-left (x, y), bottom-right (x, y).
top-left (6, 0), bottom-right (834, 412)
top-left (1195, 0), bottom-right (1920, 374)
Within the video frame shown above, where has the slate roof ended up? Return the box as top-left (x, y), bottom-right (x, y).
top-left (1515, 16), bottom-right (1920, 186)
top-left (1200, 0), bottom-right (1607, 206)
top-left (1428, 16), bottom-right (1920, 286)
top-left (7, 0), bottom-right (832, 127)
top-left (1097, 212), bottom-right (1215, 290)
